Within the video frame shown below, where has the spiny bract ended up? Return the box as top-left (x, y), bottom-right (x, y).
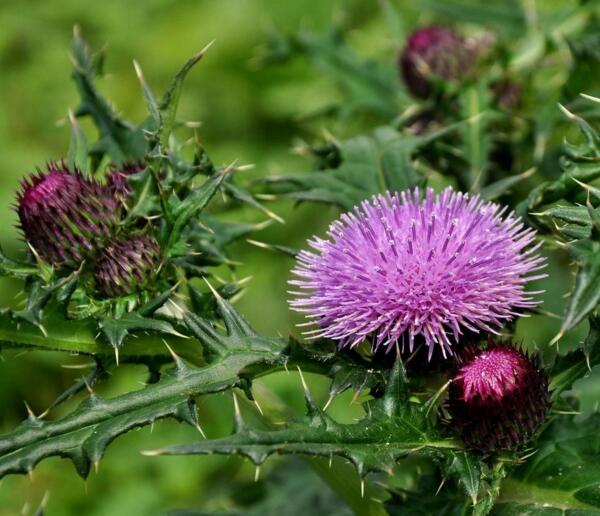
top-left (94, 234), bottom-right (161, 297)
top-left (290, 187), bottom-right (545, 358)
top-left (17, 162), bottom-right (120, 265)
top-left (448, 340), bottom-right (550, 453)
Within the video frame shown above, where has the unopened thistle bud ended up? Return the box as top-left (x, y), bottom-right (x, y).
top-left (448, 340), bottom-right (550, 453)
top-left (94, 234), bottom-right (161, 297)
top-left (399, 26), bottom-right (487, 98)
top-left (17, 162), bottom-right (120, 265)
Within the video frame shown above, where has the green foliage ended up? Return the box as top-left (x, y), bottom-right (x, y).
top-left (3, 2), bottom-right (600, 514)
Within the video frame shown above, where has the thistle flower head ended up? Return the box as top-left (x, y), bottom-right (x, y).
top-left (400, 26), bottom-right (485, 98)
top-left (290, 187), bottom-right (545, 358)
top-left (17, 162), bottom-right (120, 265)
top-left (448, 340), bottom-right (550, 452)
top-left (94, 234), bottom-right (161, 297)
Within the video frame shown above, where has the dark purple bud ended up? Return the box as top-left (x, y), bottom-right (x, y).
top-left (94, 234), bottom-right (161, 297)
top-left (17, 162), bottom-right (120, 265)
top-left (400, 26), bottom-right (486, 98)
top-left (447, 340), bottom-right (550, 453)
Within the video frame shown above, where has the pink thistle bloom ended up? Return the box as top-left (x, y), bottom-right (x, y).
top-left (448, 340), bottom-right (550, 452)
top-left (289, 187), bottom-right (546, 358)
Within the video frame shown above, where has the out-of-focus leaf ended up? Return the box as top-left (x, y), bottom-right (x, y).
top-left (458, 82), bottom-right (491, 191)
top-left (261, 121), bottom-right (467, 210)
top-left (557, 240), bottom-right (600, 337)
top-left (71, 29), bottom-right (146, 165)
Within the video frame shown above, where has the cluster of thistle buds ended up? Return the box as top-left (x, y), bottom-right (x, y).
top-left (291, 187), bottom-right (550, 453)
top-left (17, 161), bottom-right (160, 298)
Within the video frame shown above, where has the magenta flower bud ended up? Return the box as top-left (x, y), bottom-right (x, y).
top-left (448, 341), bottom-right (550, 453)
top-left (400, 26), bottom-right (482, 98)
top-left (94, 234), bottom-right (161, 297)
top-left (290, 187), bottom-right (545, 358)
top-left (17, 162), bottom-right (120, 265)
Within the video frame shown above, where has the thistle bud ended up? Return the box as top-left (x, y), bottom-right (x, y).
top-left (94, 234), bottom-right (161, 297)
top-left (399, 26), bottom-right (486, 98)
top-left (447, 341), bottom-right (550, 453)
top-left (107, 162), bottom-right (145, 200)
top-left (17, 162), bottom-right (120, 265)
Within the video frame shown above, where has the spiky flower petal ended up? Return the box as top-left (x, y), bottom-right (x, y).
top-left (399, 26), bottom-right (486, 98)
top-left (94, 234), bottom-right (161, 297)
top-left (448, 340), bottom-right (550, 452)
top-left (290, 187), bottom-right (545, 358)
top-left (17, 162), bottom-right (120, 265)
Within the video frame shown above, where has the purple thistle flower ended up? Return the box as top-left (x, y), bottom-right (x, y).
top-left (17, 162), bottom-right (120, 265)
top-left (94, 234), bottom-right (161, 297)
top-left (448, 340), bottom-right (550, 452)
top-left (290, 187), bottom-right (546, 358)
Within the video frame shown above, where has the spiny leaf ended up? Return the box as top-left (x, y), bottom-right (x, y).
top-left (157, 41), bottom-right (212, 149)
top-left (495, 413), bottom-right (600, 514)
top-left (98, 313), bottom-right (187, 352)
top-left (71, 28), bottom-right (146, 166)
top-left (260, 121), bottom-right (475, 210)
top-left (166, 170), bottom-right (229, 252)
top-left (150, 406), bottom-right (459, 479)
top-left (0, 308), bottom-right (197, 362)
top-left (0, 348), bottom-right (274, 479)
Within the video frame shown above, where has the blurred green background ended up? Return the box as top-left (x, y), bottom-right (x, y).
top-left (0, 0), bottom-right (597, 514)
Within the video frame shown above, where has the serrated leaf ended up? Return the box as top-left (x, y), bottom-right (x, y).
top-left (71, 29), bottom-right (146, 165)
top-left (446, 451), bottom-right (481, 505)
top-left (151, 407), bottom-right (458, 478)
top-left (0, 308), bottom-right (197, 362)
top-left (99, 313), bottom-right (186, 350)
top-left (166, 170), bottom-right (228, 252)
top-left (157, 48), bottom-right (207, 149)
top-left (261, 122), bottom-right (467, 210)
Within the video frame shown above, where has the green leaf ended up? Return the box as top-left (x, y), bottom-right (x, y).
top-left (98, 314), bottom-right (187, 352)
top-left (549, 316), bottom-right (600, 396)
top-left (166, 170), bottom-right (229, 252)
top-left (557, 240), bottom-right (600, 337)
top-left (446, 451), bottom-right (481, 505)
top-left (0, 300), bottom-right (289, 479)
top-left (157, 43), bottom-right (211, 149)
top-left (0, 309), bottom-right (197, 362)
top-left (261, 122), bottom-right (467, 210)
top-left (495, 414), bottom-right (600, 514)
top-left (261, 29), bottom-right (404, 120)
top-left (150, 364), bottom-right (460, 478)
top-left (458, 83), bottom-right (491, 191)
top-left (66, 109), bottom-right (89, 173)
top-left (71, 28), bottom-right (146, 165)
top-left (479, 169), bottom-right (535, 201)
